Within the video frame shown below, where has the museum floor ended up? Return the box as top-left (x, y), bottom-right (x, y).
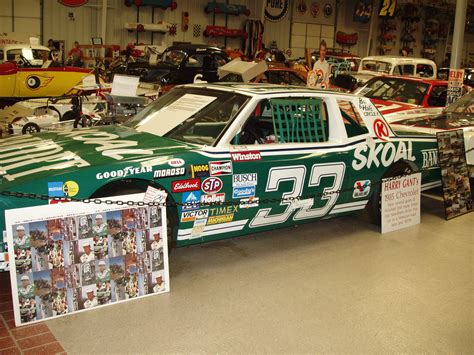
top-left (1, 194), bottom-right (473, 354)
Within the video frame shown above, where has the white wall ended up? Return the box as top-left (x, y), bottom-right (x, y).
top-left (0, 0), bottom-right (41, 37)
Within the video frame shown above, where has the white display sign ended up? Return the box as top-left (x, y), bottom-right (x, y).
top-left (381, 173), bottom-right (421, 234)
top-left (446, 69), bottom-right (465, 106)
top-left (111, 74), bottom-right (140, 97)
top-left (5, 193), bottom-right (169, 327)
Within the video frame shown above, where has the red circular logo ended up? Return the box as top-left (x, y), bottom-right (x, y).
top-left (373, 118), bottom-right (390, 141)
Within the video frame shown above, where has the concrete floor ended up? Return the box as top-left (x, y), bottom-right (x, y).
top-left (47, 196), bottom-right (473, 353)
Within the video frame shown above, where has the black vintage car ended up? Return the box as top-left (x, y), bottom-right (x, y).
top-left (119, 44), bottom-right (230, 91)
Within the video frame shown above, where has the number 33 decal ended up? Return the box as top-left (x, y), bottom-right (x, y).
top-left (250, 163), bottom-right (346, 228)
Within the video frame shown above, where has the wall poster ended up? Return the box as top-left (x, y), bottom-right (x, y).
top-left (436, 130), bottom-right (473, 220)
top-left (5, 193), bottom-right (169, 327)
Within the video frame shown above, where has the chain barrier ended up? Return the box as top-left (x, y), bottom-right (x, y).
top-left (0, 169), bottom-right (440, 208)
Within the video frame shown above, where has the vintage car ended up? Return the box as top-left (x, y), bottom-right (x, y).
top-left (0, 61), bottom-right (94, 107)
top-left (390, 91), bottom-right (474, 176)
top-left (353, 75), bottom-right (451, 122)
top-left (354, 56), bottom-right (437, 85)
top-left (0, 84), bottom-right (442, 247)
top-left (310, 49), bottom-right (361, 72)
top-left (122, 44), bottom-right (230, 92)
top-left (0, 44), bottom-right (50, 67)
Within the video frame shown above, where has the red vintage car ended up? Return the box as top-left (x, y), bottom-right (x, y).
top-left (353, 75), bottom-right (454, 123)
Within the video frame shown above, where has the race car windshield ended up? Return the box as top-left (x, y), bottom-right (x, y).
top-left (360, 60), bottom-right (392, 74)
top-left (445, 91), bottom-right (474, 114)
top-left (126, 87), bottom-right (248, 145)
top-left (360, 77), bottom-right (429, 105)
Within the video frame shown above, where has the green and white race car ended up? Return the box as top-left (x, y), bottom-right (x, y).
top-left (0, 83), bottom-right (441, 247)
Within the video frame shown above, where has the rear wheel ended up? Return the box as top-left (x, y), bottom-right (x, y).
top-left (367, 163), bottom-right (414, 225)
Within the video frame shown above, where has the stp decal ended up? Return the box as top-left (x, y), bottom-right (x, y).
top-left (172, 178), bottom-right (201, 193)
top-left (201, 177), bottom-right (223, 194)
top-left (373, 118), bottom-right (390, 141)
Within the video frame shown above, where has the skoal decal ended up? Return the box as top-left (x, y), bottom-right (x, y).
top-left (352, 141), bottom-right (415, 171)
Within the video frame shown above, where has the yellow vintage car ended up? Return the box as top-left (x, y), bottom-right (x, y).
top-left (0, 61), bottom-right (94, 102)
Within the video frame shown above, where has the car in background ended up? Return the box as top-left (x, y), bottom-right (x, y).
top-left (390, 91), bottom-right (474, 176)
top-left (311, 49), bottom-right (361, 72)
top-left (0, 83), bottom-right (441, 247)
top-left (354, 56), bottom-right (437, 85)
top-left (438, 67), bottom-right (474, 88)
top-left (122, 44), bottom-right (230, 93)
top-left (354, 75), bottom-right (450, 122)
top-left (0, 44), bottom-right (50, 67)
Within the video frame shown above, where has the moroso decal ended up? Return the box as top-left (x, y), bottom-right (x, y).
top-left (58, 0), bottom-right (89, 6)
top-left (265, 0), bottom-right (290, 22)
top-left (153, 167), bottom-right (185, 179)
top-left (201, 177), bottom-right (223, 194)
top-left (230, 151), bottom-right (262, 162)
top-left (172, 178), bottom-right (201, 193)
top-left (190, 164), bottom-right (210, 178)
top-left (352, 141), bottom-right (415, 171)
top-left (209, 161), bottom-right (232, 176)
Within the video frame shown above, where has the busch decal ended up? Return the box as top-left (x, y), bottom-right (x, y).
top-left (201, 177), bottom-right (223, 194)
top-left (172, 178), bottom-right (201, 193)
top-left (232, 173), bottom-right (258, 187)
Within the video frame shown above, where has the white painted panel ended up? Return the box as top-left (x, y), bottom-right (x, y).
top-left (14, 0), bottom-right (41, 17)
top-left (14, 18), bottom-right (41, 36)
top-left (321, 25), bottom-right (334, 38)
top-left (291, 47), bottom-right (305, 59)
top-left (0, 1), bottom-right (12, 17)
top-left (0, 19), bottom-right (12, 33)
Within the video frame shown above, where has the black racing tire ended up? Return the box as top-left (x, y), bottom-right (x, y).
top-left (22, 122), bottom-right (40, 134)
top-left (367, 162), bottom-right (415, 225)
top-left (91, 183), bottom-right (178, 251)
top-left (73, 114), bottom-right (93, 128)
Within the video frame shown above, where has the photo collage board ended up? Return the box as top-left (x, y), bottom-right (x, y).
top-left (5, 193), bottom-right (169, 326)
top-left (437, 130), bottom-right (473, 220)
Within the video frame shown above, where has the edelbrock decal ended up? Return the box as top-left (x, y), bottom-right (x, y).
top-left (201, 177), bottom-right (223, 194)
top-left (172, 179), bottom-right (201, 193)
top-left (352, 141), bottom-right (415, 171)
top-left (209, 161), bottom-right (232, 176)
top-left (96, 166), bottom-right (152, 180)
top-left (153, 167), bottom-right (186, 179)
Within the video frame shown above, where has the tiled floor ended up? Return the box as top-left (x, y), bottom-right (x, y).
top-left (0, 272), bottom-right (65, 355)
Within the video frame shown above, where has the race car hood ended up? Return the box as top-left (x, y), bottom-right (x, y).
top-left (0, 125), bottom-right (198, 186)
top-left (370, 98), bottom-right (417, 115)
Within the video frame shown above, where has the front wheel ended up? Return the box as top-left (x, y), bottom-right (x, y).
top-left (22, 122), bottom-right (40, 134)
top-left (366, 163), bottom-right (414, 225)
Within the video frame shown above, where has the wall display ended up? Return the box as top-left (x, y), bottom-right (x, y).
top-left (436, 130), bottom-right (473, 220)
top-left (310, 2), bottom-right (320, 17)
top-left (204, 2), bottom-right (250, 16)
top-left (381, 173), bottom-right (421, 234)
top-left (378, 0), bottom-right (396, 18)
top-left (323, 3), bottom-right (333, 17)
top-left (124, 0), bottom-right (177, 10)
top-left (265, 0), bottom-right (290, 22)
top-left (296, 0), bottom-right (308, 15)
top-left (353, 0), bottom-right (373, 23)
top-left (193, 24), bottom-right (201, 37)
top-left (5, 193), bottom-right (169, 327)
top-left (446, 69), bottom-right (465, 106)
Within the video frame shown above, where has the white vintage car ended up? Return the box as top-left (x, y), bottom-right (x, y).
top-left (354, 56), bottom-right (437, 85)
top-left (0, 44), bottom-right (50, 67)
